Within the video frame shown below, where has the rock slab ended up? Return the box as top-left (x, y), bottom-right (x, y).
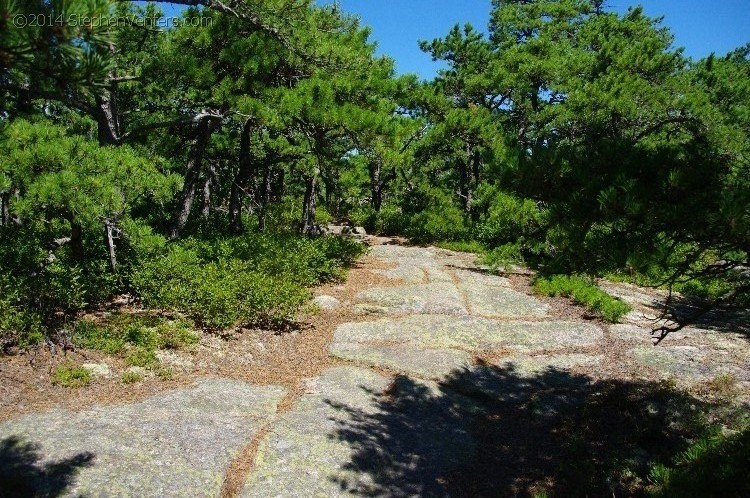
top-left (243, 367), bottom-right (475, 497)
top-left (0, 380), bottom-right (285, 497)
top-left (331, 315), bottom-right (603, 379)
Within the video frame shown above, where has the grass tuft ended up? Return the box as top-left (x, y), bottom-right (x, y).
top-left (52, 363), bottom-right (92, 388)
top-left (534, 274), bottom-right (632, 322)
top-left (121, 371), bottom-right (144, 384)
top-left (125, 347), bottom-right (159, 368)
top-left (434, 240), bottom-right (487, 254)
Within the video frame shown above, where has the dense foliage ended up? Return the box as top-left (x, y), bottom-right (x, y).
top-left (0, 1), bottom-right (747, 339)
top-left (0, 1), bottom-right (747, 495)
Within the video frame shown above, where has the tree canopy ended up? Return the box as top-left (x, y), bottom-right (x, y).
top-left (0, 0), bottom-right (747, 342)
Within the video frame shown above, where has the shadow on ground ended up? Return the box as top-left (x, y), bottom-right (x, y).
top-left (326, 361), bottom-right (734, 497)
top-left (659, 294), bottom-right (750, 340)
top-left (0, 436), bottom-right (94, 498)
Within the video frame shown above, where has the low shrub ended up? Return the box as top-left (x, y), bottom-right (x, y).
top-left (473, 188), bottom-right (546, 247)
top-left (73, 314), bottom-right (197, 354)
top-left (349, 206), bottom-right (377, 233)
top-left (121, 371), bottom-right (144, 384)
top-left (73, 320), bottom-right (127, 354)
top-left (125, 347), bottom-right (159, 368)
top-left (406, 206), bottom-right (468, 243)
top-left (0, 225), bottom-right (119, 346)
top-left (698, 374), bottom-right (740, 402)
top-left (434, 240), bottom-right (487, 254)
top-left (156, 367), bottom-right (174, 380)
top-left (130, 255), bottom-right (309, 329)
top-left (156, 321), bottom-right (200, 350)
top-left (128, 232), bottom-right (364, 329)
top-left (351, 204), bottom-right (408, 235)
top-left (482, 242), bottom-right (525, 270)
top-left (534, 274), bottom-right (632, 322)
top-left (648, 426), bottom-right (750, 497)
top-left (0, 275), bottom-right (44, 349)
top-left (52, 363), bottom-right (92, 388)
top-left (73, 314), bottom-right (198, 372)
top-left (605, 241), bottom-right (739, 302)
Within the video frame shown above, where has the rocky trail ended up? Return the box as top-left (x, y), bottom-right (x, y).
top-left (1, 239), bottom-right (748, 497)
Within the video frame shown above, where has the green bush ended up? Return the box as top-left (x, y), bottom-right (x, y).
top-left (349, 206), bottom-right (378, 233)
top-left (434, 240), bottom-right (487, 254)
top-left (0, 224), bottom-right (119, 334)
top-left (648, 426), bottom-right (750, 497)
top-left (125, 347), bottom-right (159, 368)
top-left (73, 320), bottom-right (127, 354)
top-left (376, 205), bottom-right (408, 234)
top-left (406, 205), bottom-right (468, 243)
top-left (52, 363), bottom-right (92, 388)
top-left (156, 321), bottom-right (200, 349)
top-left (73, 314), bottom-right (198, 356)
top-left (473, 188), bottom-right (546, 247)
top-left (0, 275), bottom-right (44, 348)
top-left (130, 252), bottom-right (308, 329)
top-left (482, 242), bottom-right (525, 270)
top-left (534, 274), bottom-right (632, 322)
top-left (351, 204), bottom-right (408, 235)
top-left (315, 205), bottom-right (334, 225)
top-left (126, 232), bottom-right (364, 330)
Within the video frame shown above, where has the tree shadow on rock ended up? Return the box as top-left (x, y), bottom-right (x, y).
top-left (658, 293), bottom-right (750, 341)
top-left (328, 361), bottom-right (713, 497)
top-left (0, 436), bottom-right (94, 498)
top-left (327, 375), bottom-right (477, 497)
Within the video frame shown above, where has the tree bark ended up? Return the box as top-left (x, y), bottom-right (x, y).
top-left (103, 219), bottom-right (118, 274)
top-left (300, 167), bottom-right (319, 236)
top-left (229, 119), bottom-right (255, 233)
top-left (168, 116), bottom-right (220, 240)
top-left (258, 162), bottom-right (272, 231)
top-left (458, 145), bottom-right (472, 214)
top-left (95, 88), bottom-right (121, 146)
top-left (201, 160), bottom-right (217, 221)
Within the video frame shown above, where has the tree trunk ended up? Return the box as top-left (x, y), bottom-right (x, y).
top-left (168, 117), bottom-right (220, 240)
top-left (369, 157), bottom-right (383, 212)
top-left (96, 43), bottom-right (122, 147)
top-left (472, 149), bottom-right (482, 187)
top-left (258, 162), bottom-right (272, 231)
top-left (229, 119), bottom-right (255, 233)
top-left (103, 219), bottom-right (118, 274)
top-left (0, 192), bottom-right (8, 226)
top-left (201, 160), bottom-right (217, 221)
top-left (458, 147), bottom-right (472, 214)
top-left (300, 168), bottom-right (319, 236)
top-left (70, 221), bottom-right (85, 263)
top-left (95, 91), bottom-right (121, 146)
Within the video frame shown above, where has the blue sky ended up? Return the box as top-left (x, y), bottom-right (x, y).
top-left (322, 0), bottom-right (749, 78)
top-left (151, 1), bottom-right (749, 78)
